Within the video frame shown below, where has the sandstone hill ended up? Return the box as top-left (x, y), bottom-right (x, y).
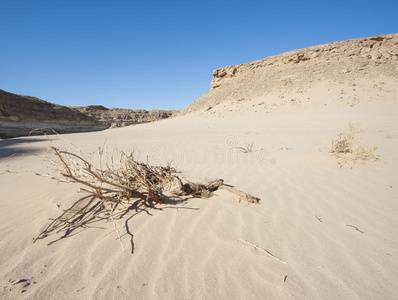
top-left (0, 89), bottom-right (106, 139)
top-left (0, 90), bottom-right (174, 138)
top-left (182, 33), bottom-right (398, 116)
top-left (70, 105), bottom-right (175, 127)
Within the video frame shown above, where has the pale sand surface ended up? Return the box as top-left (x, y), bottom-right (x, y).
top-left (1, 104), bottom-right (398, 299)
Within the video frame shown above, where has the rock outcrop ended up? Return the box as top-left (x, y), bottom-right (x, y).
top-left (182, 33), bottom-right (398, 114)
top-left (0, 90), bottom-right (175, 139)
top-left (0, 89), bottom-right (107, 139)
top-left (70, 106), bottom-right (175, 127)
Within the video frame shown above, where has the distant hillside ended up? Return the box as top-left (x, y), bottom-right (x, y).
top-left (0, 89), bottom-right (105, 139)
top-left (0, 89), bottom-right (95, 123)
top-left (0, 90), bottom-right (175, 138)
top-left (181, 33), bottom-right (398, 115)
top-left (70, 105), bottom-right (175, 127)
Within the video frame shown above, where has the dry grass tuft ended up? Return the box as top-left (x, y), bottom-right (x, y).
top-left (330, 122), bottom-right (378, 161)
top-left (234, 142), bottom-right (254, 153)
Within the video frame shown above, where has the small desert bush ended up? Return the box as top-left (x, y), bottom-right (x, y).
top-left (330, 122), bottom-right (378, 161)
top-left (234, 142), bottom-right (254, 153)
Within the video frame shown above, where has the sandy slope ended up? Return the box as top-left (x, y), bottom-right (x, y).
top-left (1, 101), bottom-right (398, 299)
top-left (182, 34), bottom-right (398, 115)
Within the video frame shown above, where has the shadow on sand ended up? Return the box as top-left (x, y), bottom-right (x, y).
top-left (39, 195), bottom-right (199, 254)
top-left (0, 137), bottom-right (48, 159)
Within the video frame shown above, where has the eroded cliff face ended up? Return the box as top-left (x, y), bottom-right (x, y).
top-left (0, 90), bottom-right (175, 139)
top-left (0, 90), bottom-right (107, 139)
top-left (182, 33), bottom-right (398, 114)
top-left (70, 106), bottom-right (175, 127)
top-left (0, 90), bottom-right (95, 123)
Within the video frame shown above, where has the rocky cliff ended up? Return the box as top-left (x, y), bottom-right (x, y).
top-left (0, 89), bottom-right (108, 139)
top-left (182, 33), bottom-right (398, 115)
top-left (0, 90), bottom-right (175, 139)
top-left (70, 105), bottom-right (175, 127)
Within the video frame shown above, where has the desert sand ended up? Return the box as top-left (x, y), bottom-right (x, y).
top-left (1, 34), bottom-right (398, 299)
top-left (1, 104), bottom-right (398, 299)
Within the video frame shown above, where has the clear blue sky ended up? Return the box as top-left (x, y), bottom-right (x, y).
top-left (1, 0), bottom-right (397, 110)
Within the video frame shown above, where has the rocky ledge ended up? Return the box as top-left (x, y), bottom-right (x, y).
top-left (181, 33), bottom-right (398, 114)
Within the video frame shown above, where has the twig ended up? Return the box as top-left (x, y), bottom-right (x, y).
top-left (30, 127), bottom-right (83, 156)
top-left (237, 239), bottom-right (287, 264)
top-left (346, 225), bottom-right (364, 233)
top-left (283, 275), bottom-right (288, 283)
top-left (111, 210), bottom-right (125, 253)
top-left (35, 172), bottom-right (72, 183)
top-left (315, 215), bottom-right (323, 223)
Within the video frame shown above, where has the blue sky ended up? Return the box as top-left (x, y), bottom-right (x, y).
top-left (1, 0), bottom-right (397, 110)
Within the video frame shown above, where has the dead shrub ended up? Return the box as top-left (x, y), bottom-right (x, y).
top-left (330, 122), bottom-right (378, 161)
top-left (33, 146), bottom-right (260, 246)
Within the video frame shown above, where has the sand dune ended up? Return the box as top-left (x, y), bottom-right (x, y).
top-left (1, 34), bottom-right (398, 299)
top-left (1, 103), bottom-right (398, 299)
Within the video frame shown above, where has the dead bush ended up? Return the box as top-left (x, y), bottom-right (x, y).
top-left (330, 122), bottom-right (378, 161)
top-left (33, 147), bottom-right (260, 246)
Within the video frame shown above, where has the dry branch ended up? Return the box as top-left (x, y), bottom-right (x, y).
top-left (220, 185), bottom-right (260, 203)
top-left (34, 147), bottom-right (260, 244)
top-left (237, 239), bottom-right (287, 264)
top-left (346, 224), bottom-right (364, 233)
